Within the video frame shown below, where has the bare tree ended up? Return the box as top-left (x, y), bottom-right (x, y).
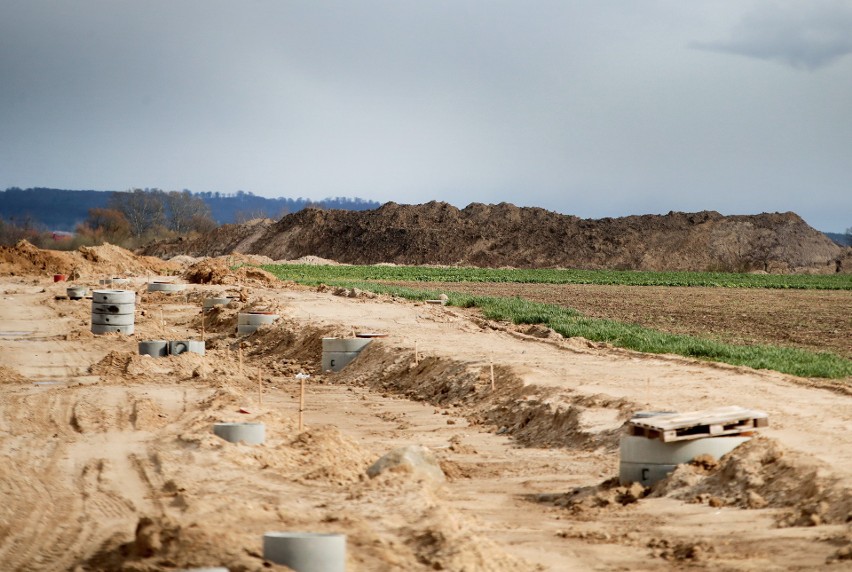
top-left (76, 208), bottom-right (131, 244)
top-left (109, 189), bottom-right (166, 238)
top-left (164, 190), bottom-right (214, 234)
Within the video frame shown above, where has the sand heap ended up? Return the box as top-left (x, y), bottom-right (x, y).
top-left (142, 202), bottom-right (849, 273)
top-left (0, 239), bottom-right (79, 276)
top-left (183, 258), bottom-right (278, 286)
top-left (0, 240), bottom-right (179, 278)
top-left (653, 436), bottom-right (852, 527)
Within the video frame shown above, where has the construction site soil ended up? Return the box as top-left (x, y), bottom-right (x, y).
top-left (142, 202), bottom-right (852, 273)
top-left (1, 242), bottom-right (851, 571)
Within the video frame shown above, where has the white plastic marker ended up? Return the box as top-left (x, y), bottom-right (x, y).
top-left (296, 373), bottom-right (311, 431)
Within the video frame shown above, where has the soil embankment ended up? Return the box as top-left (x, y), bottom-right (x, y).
top-left (142, 202), bottom-right (849, 273)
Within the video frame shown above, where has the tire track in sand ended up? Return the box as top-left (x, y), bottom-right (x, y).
top-left (0, 386), bottom-right (169, 571)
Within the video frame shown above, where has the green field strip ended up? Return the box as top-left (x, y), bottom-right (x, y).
top-left (262, 264), bottom-right (852, 290)
top-left (260, 266), bottom-right (852, 379)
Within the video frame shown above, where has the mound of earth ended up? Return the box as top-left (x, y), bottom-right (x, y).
top-left (652, 436), bottom-right (852, 527)
top-left (0, 240), bottom-right (180, 277)
top-left (142, 202), bottom-right (848, 273)
top-left (182, 258), bottom-right (278, 286)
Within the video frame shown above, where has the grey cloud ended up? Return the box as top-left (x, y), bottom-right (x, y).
top-left (693, 1), bottom-right (852, 70)
top-left (1, 2), bottom-right (851, 231)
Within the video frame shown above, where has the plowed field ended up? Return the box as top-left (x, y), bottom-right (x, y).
top-left (382, 281), bottom-right (852, 359)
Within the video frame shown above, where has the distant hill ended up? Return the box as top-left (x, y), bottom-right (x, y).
top-left (0, 188), bottom-right (111, 231)
top-left (0, 187), bottom-right (380, 230)
top-left (825, 232), bottom-right (852, 247)
top-left (143, 201), bottom-right (850, 273)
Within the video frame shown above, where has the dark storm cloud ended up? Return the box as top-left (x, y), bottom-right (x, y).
top-left (694, 1), bottom-right (852, 70)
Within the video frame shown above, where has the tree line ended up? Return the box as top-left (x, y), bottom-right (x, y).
top-left (0, 187), bottom-right (381, 248)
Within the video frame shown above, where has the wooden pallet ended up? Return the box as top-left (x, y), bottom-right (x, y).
top-left (627, 406), bottom-right (768, 442)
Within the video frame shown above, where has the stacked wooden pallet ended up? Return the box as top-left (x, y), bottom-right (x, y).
top-left (627, 406), bottom-right (769, 442)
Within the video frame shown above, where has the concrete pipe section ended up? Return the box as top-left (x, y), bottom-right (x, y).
top-left (213, 422), bottom-right (265, 445)
top-left (91, 324), bottom-right (135, 335)
top-left (92, 290), bottom-right (135, 304)
top-left (237, 312), bottom-right (279, 326)
top-left (237, 324), bottom-right (260, 336)
top-left (91, 302), bottom-right (136, 315)
top-left (147, 281), bottom-right (187, 293)
top-left (321, 337), bottom-right (373, 372)
top-left (263, 532), bottom-right (346, 572)
top-left (322, 338), bottom-right (372, 353)
top-left (91, 313), bottom-right (135, 326)
top-left (170, 340), bottom-right (205, 356)
top-left (321, 351), bottom-right (361, 373)
top-left (236, 313), bottom-right (280, 336)
top-left (66, 286), bottom-right (88, 300)
top-left (91, 290), bottom-right (135, 335)
top-left (619, 435), bottom-right (751, 486)
top-left (202, 297), bottom-right (232, 309)
top-left (139, 340), bottom-right (169, 357)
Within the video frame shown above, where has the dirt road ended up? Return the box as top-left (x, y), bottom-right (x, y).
top-left (0, 276), bottom-right (850, 570)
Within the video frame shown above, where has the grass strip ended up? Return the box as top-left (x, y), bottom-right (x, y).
top-left (262, 263), bottom-right (852, 290)
top-left (265, 273), bottom-right (852, 379)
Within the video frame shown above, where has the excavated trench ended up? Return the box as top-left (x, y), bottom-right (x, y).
top-left (219, 312), bottom-right (643, 454)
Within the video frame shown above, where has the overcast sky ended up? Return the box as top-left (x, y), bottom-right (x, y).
top-left (2, 1), bottom-right (851, 231)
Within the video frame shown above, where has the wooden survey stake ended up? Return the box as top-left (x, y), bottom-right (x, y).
top-left (299, 377), bottom-right (305, 431)
top-left (296, 373), bottom-right (309, 431)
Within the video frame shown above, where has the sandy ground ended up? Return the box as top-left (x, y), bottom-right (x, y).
top-left (1, 274), bottom-right (850, 571)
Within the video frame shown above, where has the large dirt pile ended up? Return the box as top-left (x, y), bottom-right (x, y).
top-left (142, 202), bottom-right (847, 272)
top-left (0, 240), bottom-right (180, 277)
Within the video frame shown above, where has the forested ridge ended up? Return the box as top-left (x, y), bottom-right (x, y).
top-left (0, 187), bottom-right (380, 230)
